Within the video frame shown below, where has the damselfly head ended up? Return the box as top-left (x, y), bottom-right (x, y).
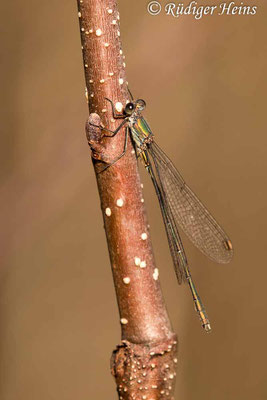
top-left (124, 99), bottom-right (146, 115)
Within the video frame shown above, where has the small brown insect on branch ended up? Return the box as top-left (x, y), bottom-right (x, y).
top-left (76, 0), bottom-right (178, 398)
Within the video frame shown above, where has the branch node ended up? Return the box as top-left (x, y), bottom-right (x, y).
top-left (111, 336), bottom-right (178, 399)
top-left (85, 113), bottom-right (109, 162)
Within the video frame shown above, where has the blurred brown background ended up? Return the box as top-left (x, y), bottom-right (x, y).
top-left (1, 1), bottom-right (266, 399)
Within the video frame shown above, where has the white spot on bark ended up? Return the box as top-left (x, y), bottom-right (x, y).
top-left (96, 28), bottom-right (102, 36)
top-left (107, 8), bottom-right (113, 14)
top-left (104, 42), bottom-right (109, 47)
top-left (116, 198), bottom-right (124, 207)
top-left (141, 233), bottom-right (147, 240)
top-left (140, 261), bottom-right (147, 269)
top-left (115, 102), bottom-right (123, 112)
top-left (134, 257), bottom-right (141, 266)
top-left (78, 11), bottom-right (81, 17)
top-left (117, 30), bottom-right (120, 36)
top-left (105, 208), bottom-right (112, 216)
top-left (120, 318), bottom-right (128, 325)
top-left (112, 20), bottom-right (117, 25)
top-left (153, 268), bottom-right (159, 280)
top-left (123, 277), bottom-right (131, 284)
top-left (141, 198), bottom-right (144, 203)
top-left (119, 78), bottom-right (124, 85)
top-left (109, 72), bottom-right (114, 76)
top-left (100, 79), bottom-right (105, 83)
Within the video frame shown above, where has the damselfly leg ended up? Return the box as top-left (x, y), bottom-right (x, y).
top-left (89, 115), bottom-right (127, 137)
top-left (99, 127), bottom-right (129, 173)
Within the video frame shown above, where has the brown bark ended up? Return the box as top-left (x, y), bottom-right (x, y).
top-left (76, 0), bottom-right (178, 398)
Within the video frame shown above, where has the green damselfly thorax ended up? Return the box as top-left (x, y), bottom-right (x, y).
top-left (91, 96), bottom-right (233, 332)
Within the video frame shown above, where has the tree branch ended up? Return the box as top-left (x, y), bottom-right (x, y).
top-left (76, 0), bottom-right (178, 398)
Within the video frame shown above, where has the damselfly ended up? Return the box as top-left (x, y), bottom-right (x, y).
top-left (91, 96), bottom-right (233, 332)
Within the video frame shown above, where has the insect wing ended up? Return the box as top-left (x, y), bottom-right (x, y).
top-left (149, 142), bottom-right (233, 264)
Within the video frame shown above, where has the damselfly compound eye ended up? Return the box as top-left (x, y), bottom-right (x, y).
top-left (124, 102), bottom-right (135, 115)
top-left (136, 99), bottom-right (146, 111)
